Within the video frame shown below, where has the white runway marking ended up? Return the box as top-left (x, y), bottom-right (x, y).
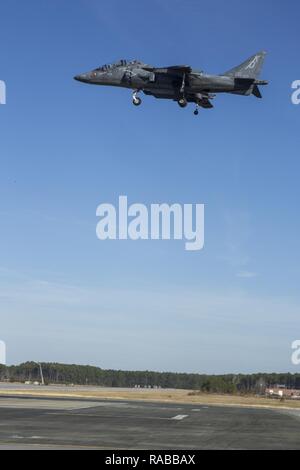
top-left (10, 435), bottom-right (44, 440)
top-left (171, 414), bottom-right (188, 420)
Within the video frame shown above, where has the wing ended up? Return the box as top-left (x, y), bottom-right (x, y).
top-left (142, 65), bottom-right (192, 75)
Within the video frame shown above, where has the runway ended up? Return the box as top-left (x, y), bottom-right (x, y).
top-left (0, 396), bottom-right (300, 449)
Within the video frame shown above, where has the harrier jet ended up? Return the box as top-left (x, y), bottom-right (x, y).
top-left (74, 52), bottom-right (268, 115)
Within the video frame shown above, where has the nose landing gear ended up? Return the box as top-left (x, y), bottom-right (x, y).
top-left (132, 90), bottom-right (142, 106)
top-left (194, 105), bottom-right (199, 116)
top-left (178, 98), bottom-right (188, 108)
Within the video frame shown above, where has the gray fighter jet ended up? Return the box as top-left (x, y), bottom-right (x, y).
top-left (74, 52), bottom-right (268, 115)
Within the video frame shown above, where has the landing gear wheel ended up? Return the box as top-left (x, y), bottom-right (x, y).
top-left (178, 98), bottom-right (188, 108)
top-left (194, 109), bottom-right (199, 116)
top-left (133, 96), bottom-right (142, 106)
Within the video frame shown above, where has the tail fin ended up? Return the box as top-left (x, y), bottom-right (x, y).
top-left (224, 51), bottom-right (267, 79)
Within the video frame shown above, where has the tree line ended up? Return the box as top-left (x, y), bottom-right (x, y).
top-left (0, 362), bottom-right (300, 394)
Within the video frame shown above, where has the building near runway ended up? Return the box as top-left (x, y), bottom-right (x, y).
top-left (266, 386), bottom-right (300, 399)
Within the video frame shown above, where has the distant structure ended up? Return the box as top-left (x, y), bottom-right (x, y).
top-left (38, 363), bottom-right (45, 386)
top-left (266, 386), bottom-right (300, 399)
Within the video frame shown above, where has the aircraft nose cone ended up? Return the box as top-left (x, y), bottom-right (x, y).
top-left (74, 74), bottom-right (88, 83)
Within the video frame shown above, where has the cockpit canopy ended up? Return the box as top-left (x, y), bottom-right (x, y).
top-left (95, 60), bottom-right (142, 72)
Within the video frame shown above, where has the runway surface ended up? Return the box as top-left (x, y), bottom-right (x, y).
top-left (0, 396), bottom-right (300, 449)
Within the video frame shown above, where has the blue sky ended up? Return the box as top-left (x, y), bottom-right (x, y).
top-left (0, 0), bottom-right (300, 373)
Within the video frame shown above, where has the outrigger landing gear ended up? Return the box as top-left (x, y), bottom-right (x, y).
top-left (132, 90), bottom-right (142, 106)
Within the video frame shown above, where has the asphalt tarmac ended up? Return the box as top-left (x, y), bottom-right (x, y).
top-left (0, 395), bottom-right (300, 449)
